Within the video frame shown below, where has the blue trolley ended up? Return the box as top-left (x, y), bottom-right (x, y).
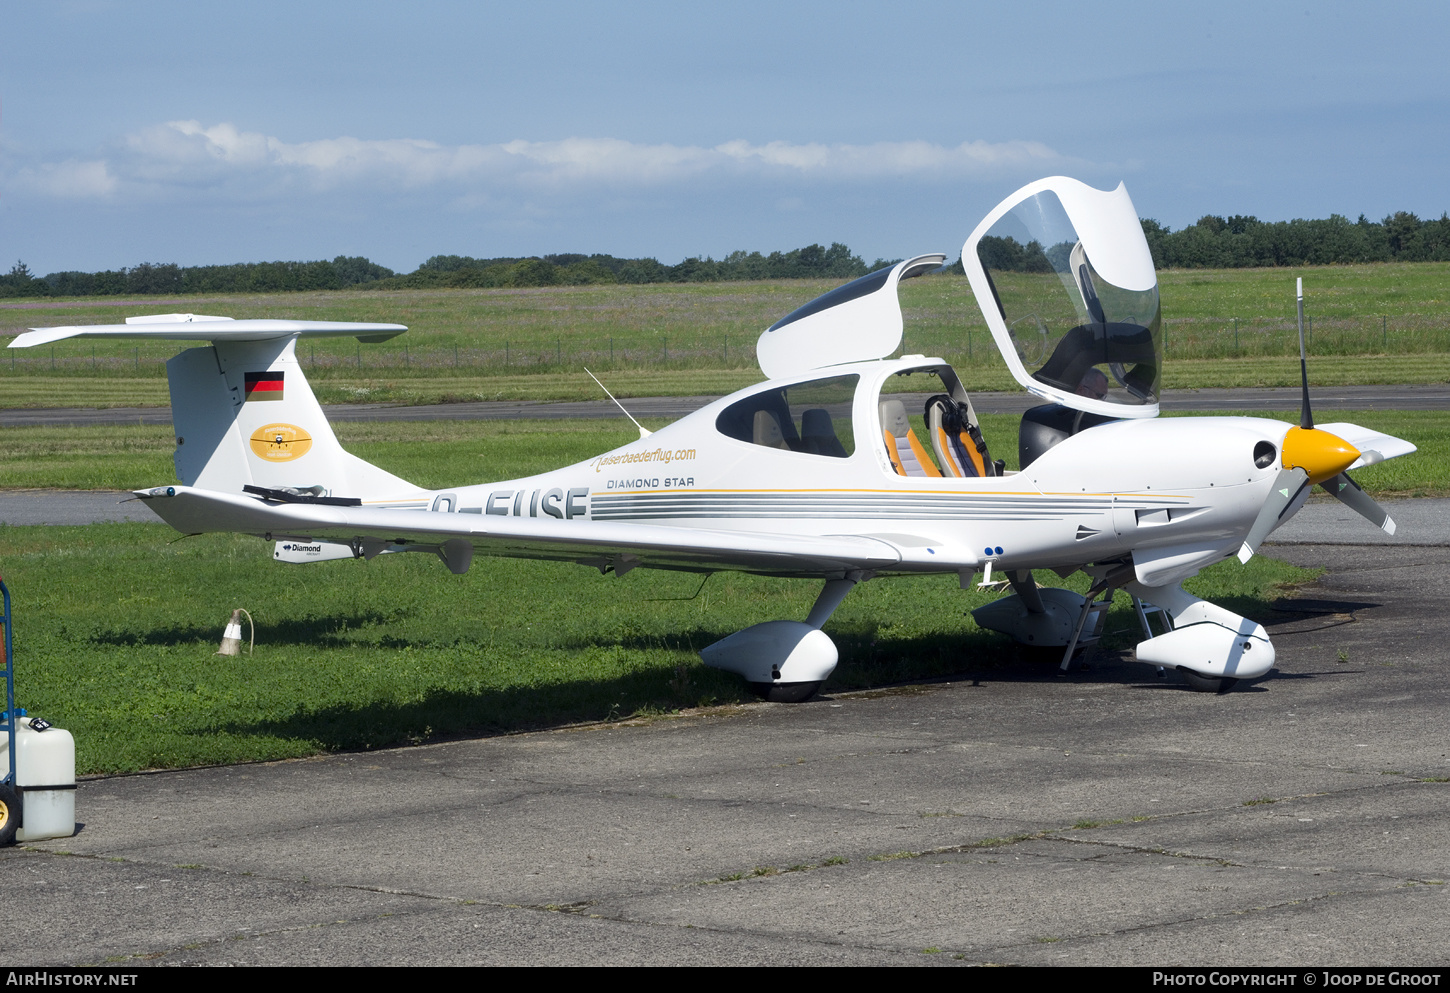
top-left (1, 576), bottom-right (18, 845)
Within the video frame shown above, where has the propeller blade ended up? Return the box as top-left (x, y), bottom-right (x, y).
top-left (1321, 472), bottom-right (1396, 535)
top-left (1238, 466), bottom-right (1310, 563)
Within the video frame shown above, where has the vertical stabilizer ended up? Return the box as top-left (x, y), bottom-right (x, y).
top-left (168, 337), bottom-right (419, 499)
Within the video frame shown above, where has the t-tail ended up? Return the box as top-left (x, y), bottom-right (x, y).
top-left (9, 313), bottom-right (422, 502)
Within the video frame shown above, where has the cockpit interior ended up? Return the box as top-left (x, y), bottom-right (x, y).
top-left (729, 177), bottom-right (1165, 480)
top-left (715, 364), bottom-right (1005, 479)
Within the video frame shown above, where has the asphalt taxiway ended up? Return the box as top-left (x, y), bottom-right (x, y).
top-left (2, 527), bottom-right (1447, 966)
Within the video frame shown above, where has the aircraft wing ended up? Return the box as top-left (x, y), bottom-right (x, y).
top-left (134, 485), bottom-right (905, 577)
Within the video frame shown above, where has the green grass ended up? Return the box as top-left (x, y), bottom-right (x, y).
top-left (0, 281), bottom-right (835, 397)
top-left (0, 418), bottom-right (667, 492)
top-left (3, 353), bottom-right (1449, 409)
top-left (0, 369), bottom-right (775, 409)
top-left (2, 410), bottom-right (1444, 496)
top-left (1159, 262), bottom-right (1450, 321)
top-left (0, 419), bottom-right (1323, 775)
top-left (0, 422), bottom-right (181, 490)
top-left (1159, 355), bottom-right (1450, 390)
top-left (3, 262), bottom-right (1449, 406)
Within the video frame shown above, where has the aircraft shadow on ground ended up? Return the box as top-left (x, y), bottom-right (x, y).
top-left (210, 670), bottom-right (739, 753)
top-left (91, 591), bottom-right (1316, 754)
top-left (1269, 597), bottom-right (1383, 614)
top-left (188, 619), bottom-right (1260, 754)
top-left (87, 610), bottom-right (415, 647)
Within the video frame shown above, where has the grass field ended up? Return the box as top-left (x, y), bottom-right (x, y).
top-left (5, 353), bottom-right (1449, 410)
top-left (2, 261), bottom-right (1448, 406)
top-left (1, 410), bottom-right (1443, 496)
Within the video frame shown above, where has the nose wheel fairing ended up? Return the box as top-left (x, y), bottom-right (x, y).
top-left (974, 574), bottom-right (1275, 689)
top-left (1125, 581), bottom-right (1274, 682)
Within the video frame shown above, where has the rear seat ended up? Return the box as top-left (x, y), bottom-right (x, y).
top-left (752, 410), bottom-right (792, 450)
top-left (800, 408), bottom-right (848, 458)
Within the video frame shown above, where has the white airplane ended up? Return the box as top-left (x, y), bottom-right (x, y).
top-left (10, 177), bottom-right (1415, 698)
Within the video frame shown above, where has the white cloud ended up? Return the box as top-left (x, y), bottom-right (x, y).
top-left (12, 121), bottom-right (1074, 201)
top-left (121, 121), bottom-right (483, 188)
top-left (714, 138), bottom-right (1062, 176)
top-left (12, 158), bottom-right (117, 198)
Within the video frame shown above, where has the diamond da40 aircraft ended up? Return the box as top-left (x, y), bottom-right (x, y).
top-left (11, 177), bottom-right (1415, 698)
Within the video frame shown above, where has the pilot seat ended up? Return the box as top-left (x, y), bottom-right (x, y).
top-left (924, 394), bottom-right (998, 477)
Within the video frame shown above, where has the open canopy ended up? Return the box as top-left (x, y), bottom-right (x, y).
top-left (962, 177), bottom-right (1162, 418)
top-left (755, 254), bottom-right (946, 380)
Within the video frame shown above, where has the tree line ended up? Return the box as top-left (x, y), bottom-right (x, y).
top-left (0, 256), bottom-right (395, 299)
top-left (0, 243), bottom-right (893, 299)
top-left (5, 209), bottom-right (1450, 298)
top-left (1141, 211), bottom-right (1450, 268)
top-left (392, 242), bottom-right (890, 289)
top-left (961, 210), bottom-right (1450, 275)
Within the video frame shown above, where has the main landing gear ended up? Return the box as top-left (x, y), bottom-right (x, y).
top-left (700, 575), bottom-right (863, 704)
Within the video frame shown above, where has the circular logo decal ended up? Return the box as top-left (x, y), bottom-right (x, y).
top-left (249, 423), bottom-right (313, 462)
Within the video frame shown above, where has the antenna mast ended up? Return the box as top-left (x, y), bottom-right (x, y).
top-left (584, 368), bottom-right (652, 439)
top-left (1297, 277), bottom-right (1313, 430)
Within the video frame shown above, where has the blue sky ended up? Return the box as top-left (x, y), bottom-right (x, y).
top-left (3, 0), bottom-right (1448, 274)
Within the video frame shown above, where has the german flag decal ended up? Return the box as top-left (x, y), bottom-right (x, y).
top-left (244, 371), bottom-right (284, 401)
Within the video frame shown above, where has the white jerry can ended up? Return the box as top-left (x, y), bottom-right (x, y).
top-left (0, 717), bottom-right (76, 841)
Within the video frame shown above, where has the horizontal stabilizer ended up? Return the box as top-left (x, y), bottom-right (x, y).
top-left (10, 317), bottom-right (406, 348)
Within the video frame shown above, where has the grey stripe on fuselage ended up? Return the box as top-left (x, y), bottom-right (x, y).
top-left (587, 490), bottom-right (1186, 521)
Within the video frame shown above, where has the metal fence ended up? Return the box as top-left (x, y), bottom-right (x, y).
top-left (5, 316), bottom-right (1450, 377)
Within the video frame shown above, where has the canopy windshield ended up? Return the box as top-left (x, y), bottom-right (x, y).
top-left (966, 181), bottom-right (1162, 415)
